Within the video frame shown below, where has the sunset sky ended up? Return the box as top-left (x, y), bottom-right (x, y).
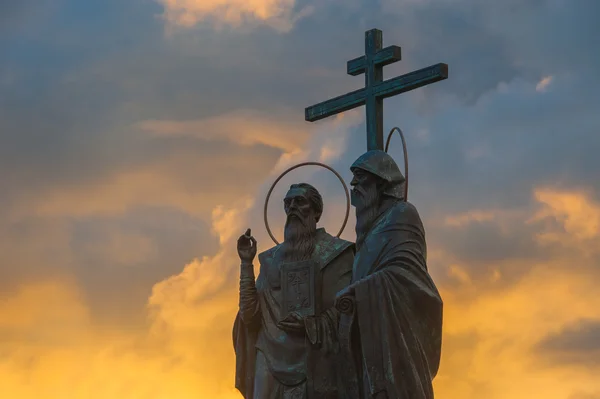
top-left (1, 0), bottom-right (599, 398)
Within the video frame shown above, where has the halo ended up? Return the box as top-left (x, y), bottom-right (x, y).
top-left (263, 162), bottom-right (351, 245)
top-left (385, 126), bottom-right (409, 202)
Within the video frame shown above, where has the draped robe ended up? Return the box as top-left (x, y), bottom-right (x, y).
top-left (233, 228), bottom-right (355, 398)
top-left (340, 200), bottom-right (443, 399)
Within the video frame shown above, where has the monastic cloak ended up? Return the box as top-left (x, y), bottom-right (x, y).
top-left (233, 228), bottom-right (355, 398)
top-left (340, 200), bottom-right (443, 399)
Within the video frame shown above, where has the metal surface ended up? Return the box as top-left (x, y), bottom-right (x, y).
top-left (305, 28), bottom-right (448, 151)
top-left (281, 259), bottom-right (316, 319)
top-left (263, 162), bottom-right (351, 245)
top-left (385, 127), bottom-right (409, 202)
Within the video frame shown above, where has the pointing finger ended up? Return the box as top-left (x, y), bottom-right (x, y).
top-left (245, 228), bottom-right (251, 236)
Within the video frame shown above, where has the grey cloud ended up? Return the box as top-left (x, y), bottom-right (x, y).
top-left (379, 0), bottom-right (600, 101)
top-left (2, 0), bottom-right (600, 325)
top-left (0, 207), bottom-right (220, 327)
top-left (0, 215), bottom-right (73, 294)
top-left (0, 0), bottom-right (54, 37)
top-left (536, 319), bottom-right (600, 367)
top-left (5, 0), bottom-right (597, 206)
top-left (296, 0), bottom-right (600, 211)
top-left (432, 219), bottom-right (542, 262)
top-left (69, 207), bottom-right (220, 326)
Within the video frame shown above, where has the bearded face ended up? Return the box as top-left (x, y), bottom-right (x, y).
top-left (282, 188), bottom-right (318, 262)
top-left (350, 168), bottom-right (382, 249)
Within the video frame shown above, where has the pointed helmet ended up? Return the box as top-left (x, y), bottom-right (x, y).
top-left (350, 150), bottom-right (405, 199)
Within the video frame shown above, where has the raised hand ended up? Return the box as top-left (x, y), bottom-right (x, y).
top-left (237, 228), bottom-right (257, 264)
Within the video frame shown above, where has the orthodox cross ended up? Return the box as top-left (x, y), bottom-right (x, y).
top-left (305, 28), bottom-right (448, 151)
top-left (291, 274), bottom-right (304, 303)
top-left (287, 270), bottom-right (310, 310)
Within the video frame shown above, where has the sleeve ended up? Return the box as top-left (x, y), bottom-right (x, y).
top-left (239, 262), bottom-right (261, 326)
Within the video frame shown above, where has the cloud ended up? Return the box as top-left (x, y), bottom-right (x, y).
top-left (68, 207), bottom-right (220, 327)
top-left (5, 192), bottom-right (600, 399)
top-left (0, 200), bottom-right (252, 398)
top-left (529, 188), bottom-right (600, 245)
top-left (536, 75), bottom-right (554, 92)
top-left (0, 0), bottom-right (55, 37)
top-left (141, 111), bottom-right (361, 399)
top-left (444, 210), bottom-right (499, 227)
top-left (1, 0), bottom-right (600, 397)
top-left (537, 319), bottom-right (600, 367)
top-left (0, 100), bottom-right (362, 397)
top-left (424, 187), bottom-right (600, 301)
top-left (0, 277), bottom-right (242, 398)
top-left (0, 206), bottom-right (222, 329)
top-left (140, 114), bottom-right (600, 399)
top-left (0, 279), bottom-right (91, 345)
top-left (8, 130), bottom-right (281, 220)
top-left (434, 255), bottom-right (600, 399)
top-left (0, 107), bottom-right (308, 328)
top-left (569, 393), bottom-right (600, 399)
top-left (77, 230), bottom-right (158, 267)
top-left (156, 0), bottom-right (314, 32)
top-left (137, 108), bottom-right (310, 153)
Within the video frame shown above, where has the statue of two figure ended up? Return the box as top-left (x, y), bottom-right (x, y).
top-left (233, 150), bottom-right (443, 399)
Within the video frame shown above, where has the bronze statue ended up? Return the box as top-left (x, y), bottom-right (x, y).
top-left (233, 183), bottom-right (355, 398)
top-left (231, 27), bottom-right (448, 398)
top-left (335, 150), bottom-right (443, 399)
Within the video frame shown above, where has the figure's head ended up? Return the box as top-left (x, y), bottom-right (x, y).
top-left (350, 150), bottom-right (405, 207)
top-left (350, 167), bottom-right (384, 211)
top-left (350, 150), bottom-right (404, 246)
top-left (282, 183), bottom-right (323, 261)
top-left (283, 183), bottom-right (323, 225)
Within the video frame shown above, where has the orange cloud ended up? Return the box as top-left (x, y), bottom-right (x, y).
top-left (444, 209), bottom-right (498, 227)
top-left (145, 185), bottom-right (600, 399)
top-left (433, 188), bottom-right (600, 398)
top-left (138, 109), bottom-right (310, 153)
top-left (536, 75), bottom-right (554, 92)
top-left (2, 120), bottom-right (599, 399)
top-left (156, 0), bottom-right (314, 32)
top-left (9, 112), bottom-right (306, 220)
top-left (529, 188), bottom-right (600, 243)
top-left (436, 262), bottom-right (600, 399)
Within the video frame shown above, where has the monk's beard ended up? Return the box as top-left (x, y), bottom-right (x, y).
top-left (353, 186), bottom-right (380, 250)
top-left (282, 213), bottom-right (317, 262)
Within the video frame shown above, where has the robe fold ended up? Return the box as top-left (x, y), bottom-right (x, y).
top-left (233, 228), bottom-right (355, 398)
top-left (342, 200), bottom-right (443, 399)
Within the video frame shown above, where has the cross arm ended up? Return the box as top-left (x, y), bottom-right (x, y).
top-left (372, 63), bottom-right (448, 99)
top-left (305, 87), bottom-right (366, 122)
top-left (305, 63), bottom-right (448, 122)
top-left (347, 45), bottom-right (402, 76)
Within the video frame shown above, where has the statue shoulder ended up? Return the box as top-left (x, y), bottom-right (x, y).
top-left (389, 200), bottom-right (421, 219)
top-left (321, 230), bottom-right (354, 251)
top-left (334, 237), bottom-right (355, 255)
top-left (381, 200), bottom-right (424, 234)
top-left (316, 231), bottom-right (355, 267)
top-left (257, 244), bottom-right (283, 266)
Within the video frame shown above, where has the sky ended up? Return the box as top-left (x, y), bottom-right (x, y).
top-left (1, 0), bottom-right (599, 398)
